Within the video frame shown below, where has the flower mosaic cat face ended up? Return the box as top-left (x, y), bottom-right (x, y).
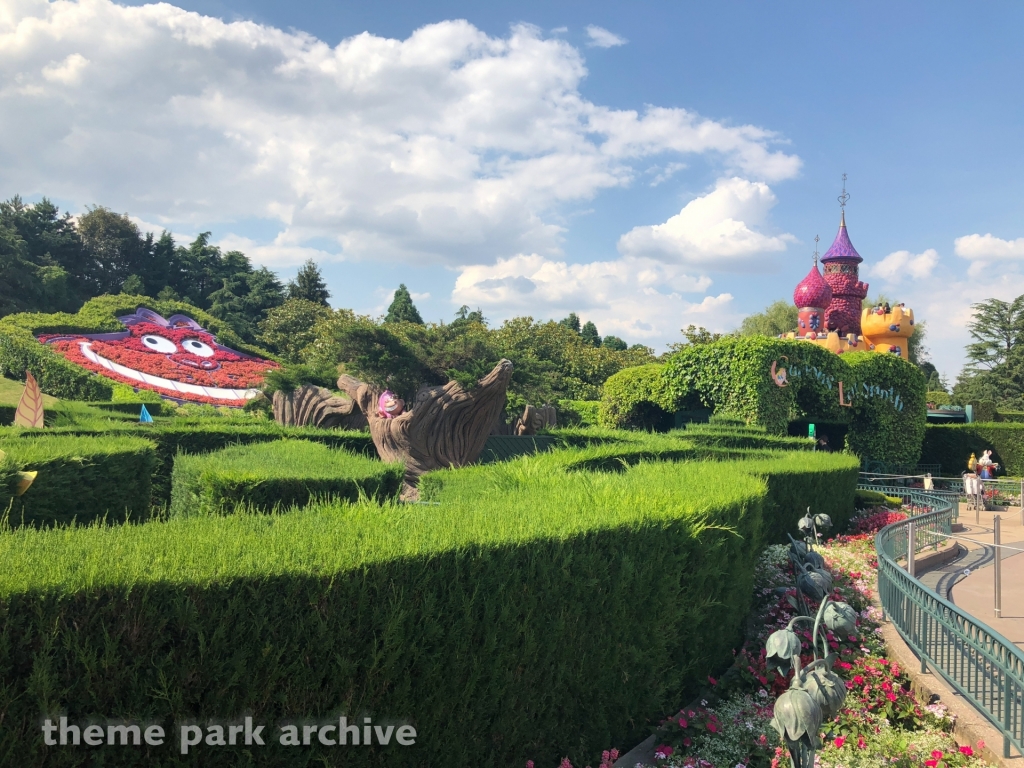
top-left (39, 308), bottom-right (278, 406)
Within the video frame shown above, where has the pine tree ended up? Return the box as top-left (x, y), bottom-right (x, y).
top-left (602, 335), bottom-right (627, 351)
top-left (287, 259), bottom-right (331, 306)
top-left (581, 320), bottom-right (601, 347)
top-left (385, 284), bottom-right (424, 324)
top-left (558, 312), bottom-right (581, 334)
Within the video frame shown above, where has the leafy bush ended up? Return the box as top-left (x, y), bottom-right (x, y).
top-left (557, 399), bottom-right (600, 427)
top-left (85, 401), bottom-right (167, 416)
top-left (926, 390), bottom-right (951, 406)
top-left (0, 434), bottom-right (156, 526)
top-left (170, 440), bottom-right (402, 516)
top-left (0, 444), bottom-right (857, 767)
top-left (598, 364), bottom-right (674, 430)
top-left (854, 489), bottom-right (902, 510)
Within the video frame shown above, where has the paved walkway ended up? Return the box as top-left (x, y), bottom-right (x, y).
top-left (917, 504), bottom-right (1024, 651)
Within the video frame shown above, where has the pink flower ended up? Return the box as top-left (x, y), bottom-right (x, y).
top-left (679, 716), bottom-right (688, 728)
top-left (931, 750), bottom-right (943, 759)
top-left (708, 676), bottom-right (718, 686)
top-left (654, 744), bottom-right (674, 758)
top-left (857, 737), bottom-right (866, 749)
top-left (977, 741), bottom-right (986, 750)
top-left (559, 759), bottom-right (573, 768)
top-left (925, 760), bottom-right (938, 767)
top-left (959, 746), bottom-right (974, 757)
top-left (834, 736), bottom-right (846, 748)
top-left (527, 762), bottom-right (534, 768)
top-left (707, 721), bottom-right (719, 733)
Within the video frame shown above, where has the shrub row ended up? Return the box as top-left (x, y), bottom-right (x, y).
top-left (1, 423), bottom-right (374, 504)
top-left (170, 441), bottom-right (402, 516)
top-left (0, 445), bottom-right (858, 767)
top-left (920, 422), bottom-right (1024, 476)
top-left (0, 435), bottom-right (157, 526)
top-left (556, 399), bottom-right (600, 427)
top-left (854, 488), bottom-right (902, 509)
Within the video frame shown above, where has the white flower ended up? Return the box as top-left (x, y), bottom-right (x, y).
top-left (758, 689), bottom-right (768, 698)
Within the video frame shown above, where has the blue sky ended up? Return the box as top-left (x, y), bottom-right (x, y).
top-left (2, 1), bottom-right (1023, 382)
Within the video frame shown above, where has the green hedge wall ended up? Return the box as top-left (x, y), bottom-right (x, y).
top-left (1, 423), bottom-right (374, 503)
top-left (171, 441), bottom-right (402, 516)
top-left (598, 364), bottom-right (674, 430)
top-left (556, 399), bottom-right (600, 427)
top-left (653, 337), bottom-right (927, 465)
top-left (0, 435), bottom-right (157, 526)
top-left (0, 445), bottom-right (857, 768)
top-left (920, 423), bottom-right (1024, 476)
top-left (0, 294), bottom-right (277, 401)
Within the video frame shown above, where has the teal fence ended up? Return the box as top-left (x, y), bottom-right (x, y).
top-left (866, 484), bottom-right (1024, 757)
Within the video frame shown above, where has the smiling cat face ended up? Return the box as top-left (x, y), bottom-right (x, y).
top-left (38, 308), bottom-right (278, 406)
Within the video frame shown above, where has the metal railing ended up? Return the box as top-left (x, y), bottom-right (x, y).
top-left (868, 484), bottom-right (1024, 757)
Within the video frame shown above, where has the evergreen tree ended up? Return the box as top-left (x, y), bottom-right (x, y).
top-left (385, 284), bottom-right (424, 324)
top-left (558, 312), bottom-right (581, 334)
top-left (287, 259), bottom-right (331, 306)
top-left (580, 320), bottom-right (601, 347)
top-left (120, 274), bottom-right (144, 294)
top-left (602, 335), bottom-right (627, 351)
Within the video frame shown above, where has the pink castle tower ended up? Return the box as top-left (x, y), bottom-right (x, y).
top-left (792, 244), bottom-right (832, 337)
top-left (821, 181), bottom-right (868, 335)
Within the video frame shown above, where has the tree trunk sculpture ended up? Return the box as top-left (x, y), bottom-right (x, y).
top-left (273, 385), bottom-right (368, 430)
top-left (337, 359), bottom-right (514, 500)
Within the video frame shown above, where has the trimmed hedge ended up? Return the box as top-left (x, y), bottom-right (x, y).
top-left (855, 488), bottom-right (902, 509)
top-left (557, 399), bottom-right (600, 427)
top-left (1, 423), bottom-right (374, 503)
top-left (0, 444), bottom-right (857, 767)
top-left (85, 401), bottom-right (167, 416)
top-left (920, 422), bottom-right (1024, 476)
top-left (0, 294), bottom-right (277, 401)
top-left (170, 440), bottom-right (402, 516)
top-left (0, 435), bottom-right (156, 526)
top-left (598, 364), bottom-right (674, 430)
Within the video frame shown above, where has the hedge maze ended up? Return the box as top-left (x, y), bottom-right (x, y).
top-left (0, 417), bottom-right (858, 768)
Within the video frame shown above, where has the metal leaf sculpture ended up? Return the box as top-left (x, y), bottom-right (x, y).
top-left (801, 654), bottom-right (848, 721)
top-left (14, 371), bottom-right (44, 428)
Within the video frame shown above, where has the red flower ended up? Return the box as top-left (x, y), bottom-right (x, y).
top-left (834, 736), bottom-right (846, 748)
top-left (925, 760), bottom-right (938, 767)
top-left (857, 737), bottom-right (866, 749)
top-left (959, 745), bottom-right (973, 756)
top-left (931, 750), bottom-right (944, 759)
top-left (708, 676), bottom-right (718, 686)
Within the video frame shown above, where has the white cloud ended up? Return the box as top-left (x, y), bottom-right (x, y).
top-left (617, 177), bottom-right (795, 268)
top-left (867, 248), bottom-right (939, 282)
top-left (0, 1), bottom-right (800, 266)
top-left (648, 162), bottom-right (687, 187)
top-left (954, 233), bottom-right (1024, 261)
top-left (453, 252), bottom-right (733, 340)
top-left (585, 25), bottom-right (627, 48)
top-left (215, 233), bottom-right (341, 268)
top-left (41, 53), bottom-right (88, 84)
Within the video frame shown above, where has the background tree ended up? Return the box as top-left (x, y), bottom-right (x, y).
top-left (738, 300), bottom-right (798, 337)
top-left (602, 335), bottom-right (627, 351)
top-left (558, 312), bottom-right (581, 334)
top-left (581, 320), bottom-right (601, 347)
top-left (964, 297), bottom-right (1024, 370)
top-left (288, 259), bottom-right (331, 306)
top-left (384, 284), bottom-right (424, 324)
top-left (257, 298), bottom-right (333, 363)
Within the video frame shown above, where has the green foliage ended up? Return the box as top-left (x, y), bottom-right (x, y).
top-left (558, 312), bottom-right (581, 333)
top-left (257, 297), bottom-right (332, 363)
top-left (557, 399), bottom-right (600, 426)
top-left (384, 283), bottom-right (424, 324)
top-left (170, 440), bottom-right (402, 516)
top-left (580, 320), bottom-right (601, 347)
top-left (0, 293), bottom-right (277, 401)
top-left (599, 364), bottom-right (674, 430)
top-left (602, 334), bottom-right (627, 351)
top-left (109, 382), bottom-right (164, 404)
top-left (920, 422), bottom-right (1024, 475)
top-left (0, 434), bottom-right (156, 526)
top-left (287, 259), bottom-right (331, 306)
top-left (926, 390), bottom-right (951, 406)
top-left (0, 442), bottom-right (857, 767)
top-left (854, 489), bottom-right (902, 509)
top-left (659, 336), bottom-right (927, 465)
top-left (738, 300), bottom-right (798, 337)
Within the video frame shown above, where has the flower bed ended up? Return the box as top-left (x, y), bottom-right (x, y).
top-left (524, 506), bottom-right (987, 768)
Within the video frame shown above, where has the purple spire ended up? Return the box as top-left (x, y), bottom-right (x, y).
top-left (820, 211), bottom-right (862, 263)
